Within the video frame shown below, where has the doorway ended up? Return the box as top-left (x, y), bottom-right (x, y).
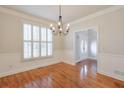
top-left (75, 28), bottom-right (98, 62)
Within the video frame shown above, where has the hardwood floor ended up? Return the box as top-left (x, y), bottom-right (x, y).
top-left (0, 59), bottom-right (124, 88)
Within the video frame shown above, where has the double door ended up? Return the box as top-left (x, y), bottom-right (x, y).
top-left (75, 31), bottom-right (88, 61)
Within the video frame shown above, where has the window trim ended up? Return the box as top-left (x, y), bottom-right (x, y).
top-left (22, 22), bottom-right (53, 62)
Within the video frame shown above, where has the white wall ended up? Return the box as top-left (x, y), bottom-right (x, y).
top-left (0, 7), bottom-right (63, 77)
top-left (63, 6), bottom-right (124, 81)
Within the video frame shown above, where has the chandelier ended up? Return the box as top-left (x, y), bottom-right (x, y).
top-left (50, 5), bottom-right (70, 35)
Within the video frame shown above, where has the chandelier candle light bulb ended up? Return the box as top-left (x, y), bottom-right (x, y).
top-left (50, 24), bottom-right (53, 27)
top-left (58, 22), bottom-right (61, 25)
top-left (67, 24), bottom-right (70, 27)
top-left (52, 27), bottom-right (55, 30)
top-left (59, 28), bottom-right (62, 31)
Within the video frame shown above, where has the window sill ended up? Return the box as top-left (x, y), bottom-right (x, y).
top-left (22, 55), bottom-right (53, 62)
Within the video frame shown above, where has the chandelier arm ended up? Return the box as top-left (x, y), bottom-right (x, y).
top-left (62, 32), bottom-right (68, 35)
top-left (62, 29), bottom-right (69, 35)
top-left (52, 29), bottom-right (58, 35)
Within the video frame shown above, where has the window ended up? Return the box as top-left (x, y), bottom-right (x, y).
top-left (23, 23), bottom-right (53, 60)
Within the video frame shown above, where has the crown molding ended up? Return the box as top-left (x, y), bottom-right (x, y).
top-left (0, 6), bottom-right (124, 25)
top-left (0, 6), bottom-right (55, 25)
top-left (68, 6), bottom-right (124, 25)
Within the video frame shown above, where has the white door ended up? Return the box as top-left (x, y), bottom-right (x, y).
top-left (75, 31), bottom-right (88, 61)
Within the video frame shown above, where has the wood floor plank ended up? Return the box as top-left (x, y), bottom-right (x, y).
top-left (0, 59), bottom-right (124, 88)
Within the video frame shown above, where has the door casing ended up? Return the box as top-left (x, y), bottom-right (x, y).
top-left (74, 26), bottom-right (99, 63)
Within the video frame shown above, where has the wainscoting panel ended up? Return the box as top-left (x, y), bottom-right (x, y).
top-left (0, 50), bottom-right (62, 78)
top-left (98, 53), bottom-right (124, 81)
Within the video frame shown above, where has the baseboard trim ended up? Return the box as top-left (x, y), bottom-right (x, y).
top-left (97, 72), bottom-right (124, 82)
top-left (0, 60), bottom-right (76, 78)
top-left (0, 61), bottom-right (59, 78)
top-left (87, 57), bottom-right (97, 60)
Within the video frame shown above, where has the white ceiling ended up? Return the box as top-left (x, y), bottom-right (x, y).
top-left (4, 5), bottom-right (112, 23)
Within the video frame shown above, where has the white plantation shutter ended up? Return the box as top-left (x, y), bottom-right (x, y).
top-left (23, 23), bottom-right (53, 60)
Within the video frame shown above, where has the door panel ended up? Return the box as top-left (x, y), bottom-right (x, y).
top-left (75, 31), bottom-right (88, 61)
